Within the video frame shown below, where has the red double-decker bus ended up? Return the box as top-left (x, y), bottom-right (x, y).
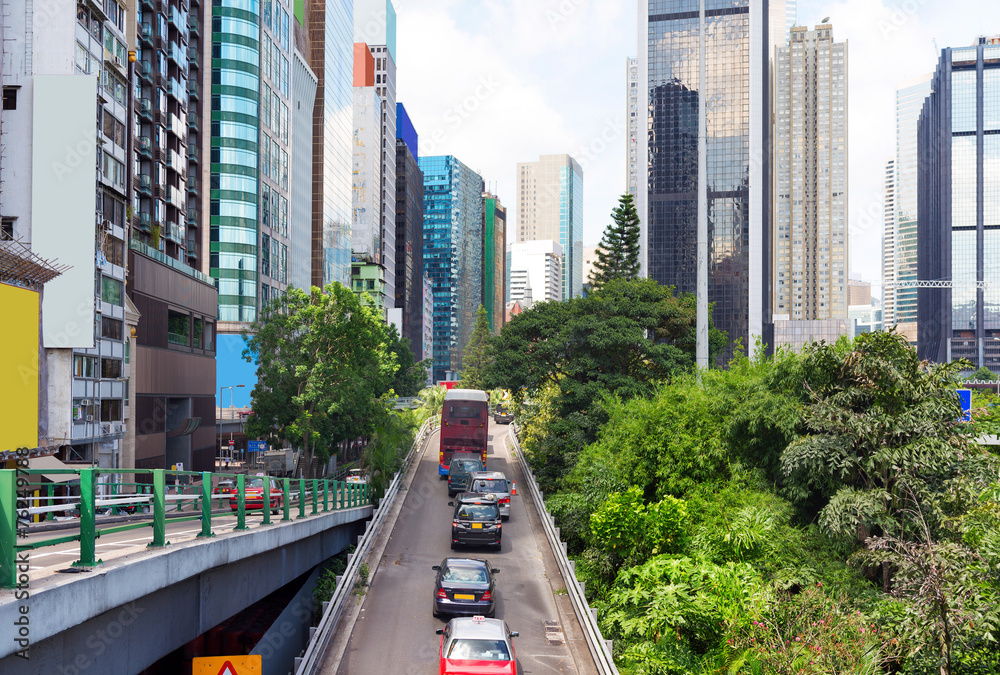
top-left (439, 389), bottom-right (489, 476)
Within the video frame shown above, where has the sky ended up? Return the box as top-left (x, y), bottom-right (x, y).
top-left (393, 0), bottom-right (998, 297)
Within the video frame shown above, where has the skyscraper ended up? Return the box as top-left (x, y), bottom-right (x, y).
top-left (772, 25), bottom-right (848, 331)
top-left (515, 154), bottom-right (583, 300)
top-left (395, 103), bottom-right (425, 359)
top-left (882, 159), bottom-right (896, 326)
top-left (419, 156), bottom-right (484, 383)
top-left (917, 36), bottom-right (1000, 371)
top-left (638, 0), bottom-right (777, 361)
top-left (627, 57), bottom-right (640, 198)
top-left (303, 0), bottom-right (355, 288)
top-left (890, 74), bottom-right (933, 342)
top-left (483, 192), bottom-right (507, 334)
top-left (291, 41), bottom-right (318, 291)
top-left (508, 240), bottom-right (563, 306)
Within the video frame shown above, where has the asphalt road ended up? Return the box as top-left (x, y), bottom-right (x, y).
top-left (333, 421), bottom-right (585, 675)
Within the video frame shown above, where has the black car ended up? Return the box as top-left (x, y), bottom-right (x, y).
top-left (432, 557), bottom-right (500, 618)
top-left (448, 494), bottom-right (502, 550)
top-left (448, 456), bottom-right (484, 496)
top-left (492, 405), bottom-right (513, 424)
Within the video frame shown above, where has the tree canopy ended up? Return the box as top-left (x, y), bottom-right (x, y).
top-left (458, 304), bottom-right (492, 391)
top-left (588, 193), bottom-right (641, 290)
top-left (242, 283), bottom-right (398, 474)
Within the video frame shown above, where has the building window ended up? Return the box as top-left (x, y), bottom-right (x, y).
top-left (100, 399), bottom-right (123, 422)
top-left (0, 218), bottom-right (14, 240)
top-left (3, 87), bottom-right (18, 110)
top-left (101, 277), bottom-right (123, 306)
top-left (73, 355), bottom-right (98, 378)
top-left (193, 317), bottom-right (203, 348)
top-left (101, 358), bottom-right (122, 379)
top-left (101, 316), bottom-right (123, 340)
top-left (167, 310), bottom-right (190, 345)
top-left (204, 322), bottom-right (215, 352)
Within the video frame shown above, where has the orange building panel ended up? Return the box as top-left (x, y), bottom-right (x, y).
top-left (353, 43), bottom-right (374, 87)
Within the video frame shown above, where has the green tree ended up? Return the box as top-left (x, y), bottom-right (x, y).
top-left (458, 304), bottom-right (492, 391)
top-left (589, 193), bottom-right (641, 290)
top-left (967, 365), bottom-right (996, 382)
top-left (242, 283), bottom-right (398, 476)
top-left (388, 326), bottom-right (430, 397)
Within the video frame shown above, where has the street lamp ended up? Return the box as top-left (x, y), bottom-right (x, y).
top-left (219, 384), bottom-right (245, 469)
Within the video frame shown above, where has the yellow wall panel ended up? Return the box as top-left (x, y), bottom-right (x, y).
top-left (0, 283), bottom-right (40, 451)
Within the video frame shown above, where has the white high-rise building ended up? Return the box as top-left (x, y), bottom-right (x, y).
top-left (369, 43), bottom-right (397, 306)
top-left (508, 241), bottom-right (563, 306)
top-left (626, 57), bottom-right (640, 198)
top-left (891, 74), bottom-right (933, 343)
top-left (515, 155), bottom-right (583, 299)
top-left (772, 24), bottom-right (849, 324)
top-left (882, 159), bottom-right (896, 326)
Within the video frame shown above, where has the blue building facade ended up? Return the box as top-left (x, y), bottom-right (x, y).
top-left (419, 156), bottom-right (484, 382)
top-left (562, 161), bottom-right (584, 300)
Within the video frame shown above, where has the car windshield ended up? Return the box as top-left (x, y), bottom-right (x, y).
top-left (442, 565), bottom-right (488, 583)
top-left (247, 478), bottom-right (266, 489)
top-left (472, 479), bottom-right (507, 492)
top-left (446, 639), bottom-right (510, 661)
top-left (456, 504), bottom-right (499, 520)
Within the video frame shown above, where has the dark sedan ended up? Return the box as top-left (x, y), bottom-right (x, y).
top-left (432, 558), bottom-right (499, 619)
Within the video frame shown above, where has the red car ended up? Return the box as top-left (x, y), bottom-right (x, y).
top-left (229, 477), bottom-right (284, 515)
top-left (436, 616), bottom-right (518, 675)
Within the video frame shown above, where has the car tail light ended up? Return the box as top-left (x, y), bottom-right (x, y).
top-left (437, 589), bottom-right (448, 599)
top-left (480, 590), bottom-right (492, 602)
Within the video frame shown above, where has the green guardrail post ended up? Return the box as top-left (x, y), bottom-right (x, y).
top-left (46, 483), bottom-right (55, 521)
top-left (73, 468), bottom-right (102, 567)
top-left (297, 477), bottom-right (306, 519)
top-left (322, 479), bottom-right (329, 512)
top-left (234, 473), bottom-right (248, 530)
top-left (197, 472), bottom-right (214, 538)
top-left (1, 470), bottom-right (17, 588)
top-left (282, 477), bottom-right (291, 522)
top-left (149, 469), bottom-right (168, 548)
top-left (261, 477), bottom-right (271, 526)
top-left (311, 479), bottom-right (318, 515)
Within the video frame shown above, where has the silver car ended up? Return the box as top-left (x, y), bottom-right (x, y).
top-left (467, 471), bottom-right (512, 520)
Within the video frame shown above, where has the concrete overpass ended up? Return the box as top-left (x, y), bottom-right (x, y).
top-left (0, 503), bottom-right (371, 673)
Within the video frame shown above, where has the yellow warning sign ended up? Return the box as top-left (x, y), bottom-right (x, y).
top-left (192, 656), bottom-right (262, 675)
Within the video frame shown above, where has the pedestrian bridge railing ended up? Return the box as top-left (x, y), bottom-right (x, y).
top-left (0, 464), bottom-right (371, 588)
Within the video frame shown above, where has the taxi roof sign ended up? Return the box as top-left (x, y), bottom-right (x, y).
top-left (192, 656), bottom-right (262, 675)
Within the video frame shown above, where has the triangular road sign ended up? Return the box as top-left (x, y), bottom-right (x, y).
top-left (216, 663), bottom-right (238, 675)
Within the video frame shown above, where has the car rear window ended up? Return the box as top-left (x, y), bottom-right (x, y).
top-left (446, 639), bottom-right (510, 661)
top-left (455, 504), bottom-right (499, 520)
top-left (451, 460), bottom-right (481, 472)
top-left (472, 479), bottom-right (507, 492)
top-left (442, 565), bottom-right (488, 582)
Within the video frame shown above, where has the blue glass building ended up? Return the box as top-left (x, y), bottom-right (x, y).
top-left (917, 37), bottom-right (1000, 371)
top-left (419, 156), bottom-right (484, 382)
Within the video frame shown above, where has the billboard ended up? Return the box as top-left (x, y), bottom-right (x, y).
top-left (0, 284), bottom-right (40, 451)
top-left (32, 75), bottom-right (98, 349)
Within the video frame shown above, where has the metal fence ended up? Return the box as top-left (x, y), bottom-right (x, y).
top-left (0, 467), bottom-right (371, 588)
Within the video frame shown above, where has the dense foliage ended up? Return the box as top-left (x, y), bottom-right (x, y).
top-left (458, 304), bottom-right (492, 390)
top-left (242, 283), bottom-right (399, 474)
top-left (513, 327), bottom-right (1000, 675)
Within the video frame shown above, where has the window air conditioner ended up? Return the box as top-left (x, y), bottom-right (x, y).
top-left (86, 415), bottom-right (95, 421)
top-left (81, 399), bottom-right (91, 406)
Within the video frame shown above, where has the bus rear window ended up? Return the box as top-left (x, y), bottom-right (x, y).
top-left (447, 404), bottom-right (483, 419)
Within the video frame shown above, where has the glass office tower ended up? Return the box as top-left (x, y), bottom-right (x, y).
top-left (419, 156), bottom-right (484, 382)
top-left (918, 37), bottom-right (1000, 371)
top-left (639, 0), bottom-right (773, 362)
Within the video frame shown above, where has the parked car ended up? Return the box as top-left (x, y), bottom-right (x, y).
top-left (229, 477), bottom-right (284, 515)
top-left (467, 471), bottom-right (512, 520)
top-left (448, 454), bottom-right (484, 496)
top-left (492, 404), bottom-right (514, 424)
top-left (448, 493), bottom-right (502, 551)
top-left (432, 557), bottom-right (500, 618)
top-left (436, 616), bottom-right (518, 675)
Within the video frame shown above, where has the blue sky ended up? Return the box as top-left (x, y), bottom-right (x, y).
top-left (394, 0), bottom-right (997, 294)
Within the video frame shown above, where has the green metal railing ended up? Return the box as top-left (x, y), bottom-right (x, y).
top-left (0, 468), bottom-right (371, 588)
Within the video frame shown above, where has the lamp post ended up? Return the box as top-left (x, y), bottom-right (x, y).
top-left (220, 384), bottom-right (245, 469)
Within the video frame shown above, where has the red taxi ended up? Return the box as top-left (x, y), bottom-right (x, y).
top-left (229, 477), bottom-right (284, 514)
top-left (436, 616), bottom-right (518, 675)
